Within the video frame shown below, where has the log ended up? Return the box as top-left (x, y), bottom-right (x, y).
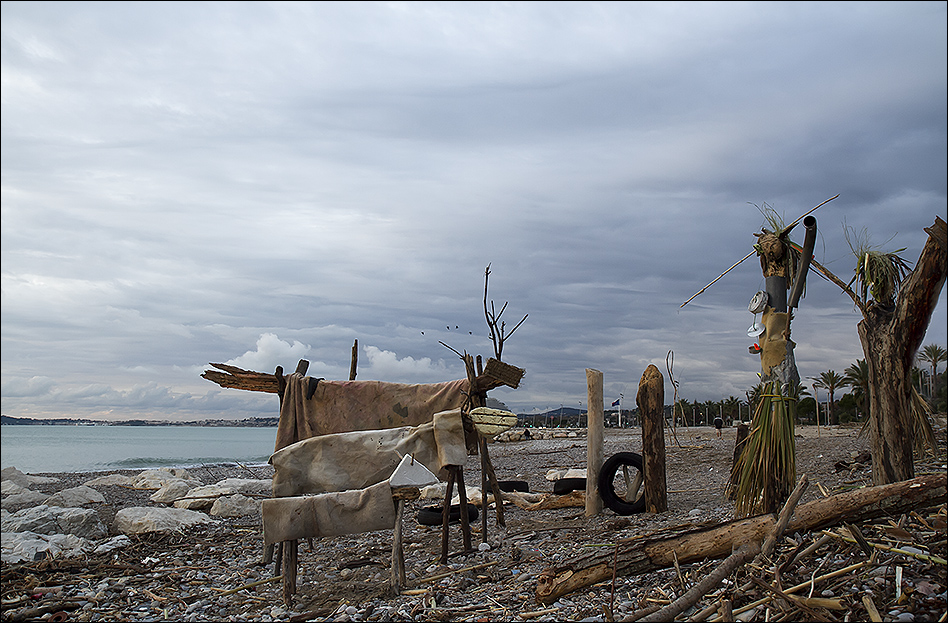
top-left (201, 363), bottom-right (280, 393)
top-left (637, 365), bottom-right (667, 513)
top-left (535, 472), bottom-right (946, 604)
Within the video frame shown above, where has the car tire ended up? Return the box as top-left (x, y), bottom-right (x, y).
top-left (598, 452), bottom-right (647, 515)
top-left (552, 477), bottom-right (586, 496)
top-left (416, 503), bottom-right (479, 526)
top-left (497, 480), bottom-right (529, 493)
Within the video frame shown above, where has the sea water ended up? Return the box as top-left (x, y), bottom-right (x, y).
top-left (0, 425), bottom-right (277, 474)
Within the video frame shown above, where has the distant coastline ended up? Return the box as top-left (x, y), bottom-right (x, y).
top-left (0, 415), bottom-right (279, 427)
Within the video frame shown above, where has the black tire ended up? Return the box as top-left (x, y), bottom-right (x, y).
top-left (416, 504), bottom-right (479, 526)
top-left (497, 480), bottom-right (529, 493)
top-left (598, 452), bottom-right (647, 515)
top-left (552, 477), bottom-right (586, 496)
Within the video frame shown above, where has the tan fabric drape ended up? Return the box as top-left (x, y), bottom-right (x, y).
top-left (269, 408), bottom-right (467, 498)
top-left (274, 375), bottom-right (469, 451)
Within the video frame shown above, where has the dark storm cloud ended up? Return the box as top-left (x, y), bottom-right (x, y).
top-left (2, 2), bottom-right (945, 420)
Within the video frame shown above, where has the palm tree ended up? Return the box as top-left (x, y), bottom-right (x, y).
top-left (812, 370), bottom-right (845, 425)
top-left (723, 396), bottom-right (741, 424)
top-left (843, 359), bottom-right (869, 420)
top-left (918, 344), bottom-right (947, 399)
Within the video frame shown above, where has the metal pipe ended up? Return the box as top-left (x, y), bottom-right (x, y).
top-left (788, 216), bottom-right (817, 309)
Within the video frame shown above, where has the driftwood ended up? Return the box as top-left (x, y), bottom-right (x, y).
top-left (535, 472), bottom-right (945, 604)
top-left (636, 475), bottom-right (807, 622)
top-left (637, 364), bottom-right (667, 513)
top-left (201, 359), bottom-right (522, 395)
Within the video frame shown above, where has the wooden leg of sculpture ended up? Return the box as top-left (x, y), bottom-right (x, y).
top-left (480, 439), bottom-right (505, 528)
top-left (480, 442), bottom-right (489, 544)
top-left (273, 541), bottom-right (283, 576)
top-left (456, 466), bottom-right (472, 553)
top-left (391, 498), bottom-right (406, 593)
top-left (441, 467), bottom-right (456, 564)
top-left (282, 539), bottom-right (297, 607)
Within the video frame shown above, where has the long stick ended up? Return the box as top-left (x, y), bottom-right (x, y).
top-left (680, 250), bottom-right (755, 309)
top-left (680, 194), bottom-right (839, 309)
top-left (638, 543), bottom-right (759, 622)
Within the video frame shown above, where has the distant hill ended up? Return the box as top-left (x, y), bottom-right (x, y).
top-left (1, 415), bottom-right (279, 427)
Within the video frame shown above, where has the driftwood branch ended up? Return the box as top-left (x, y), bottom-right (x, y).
top-left (535, 472), bottom-right (945, 604)
top-left (637, 542), bottom-right (759, 622)
top-left (201, 363), bottom-right (280, 393)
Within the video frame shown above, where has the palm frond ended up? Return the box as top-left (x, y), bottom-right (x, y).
top-left (844, 224), bottom-right (912, 305)
top-left (727, 381), bottom-right (796, 517)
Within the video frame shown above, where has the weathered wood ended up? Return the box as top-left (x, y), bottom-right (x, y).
top-left (637, 364), bottom-right (667, 513)
top-left (726, 423), bottom-right (750, 500)
top-left (349, 339), bottom-right (358, 381)
top-left (201, 364), bottom-right (280, 393)
top-left (586, 368), bottom-right (604, 517)
top-left (282, 539), bottom-right (297, 606)
top-left (534, 472), bottom-right (945, 604)
top-left (391, 499), bottom-right (406, 592)
top-left (758, 474), bottom-right (808, 561)
top-left (639, 542), bottom-right (759, 622)
top-left (203, 360), bottom-right (510, 397)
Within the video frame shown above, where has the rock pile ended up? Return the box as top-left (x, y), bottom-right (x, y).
top-left (1, 465), bottom-right (269, 564)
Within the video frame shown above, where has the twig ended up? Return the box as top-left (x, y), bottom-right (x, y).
top-left (415, 561), bottom-right (498, 584)
top-left (710, 560), bottom-right (871, 622)
top-left (637, 542), bottom-right (760, 622)
top-left (821, 529), bottom-right (947, 564)
top-left (757, 474), bottom-right (809, 563)
top-left (749, 576), bottom-right (831, 622)
top-left (206, 575), bottom-right (284, 597)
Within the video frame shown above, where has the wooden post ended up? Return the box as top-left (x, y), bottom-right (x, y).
top-left (586, 368), bottom-right (604, 517)
top-left (727, 423), bottom-right (750, 500)
top-left (637, 364), bottom-right (667, 513)
top-left (349, 339), bottom-right (358, 380)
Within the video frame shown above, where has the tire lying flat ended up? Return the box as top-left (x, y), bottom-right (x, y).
top-left (497, 480), bottom-right (529, 493)
top-left (416, 504), bottom-right (479, 526)
top-left (598, 452), bottom-right (647, 515)
top-left (552, 477), bottom-right (586, 496)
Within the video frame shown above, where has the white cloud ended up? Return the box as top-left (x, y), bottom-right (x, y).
top-left (361, 345), bottom-right (453, 384)
top-left (224, 333), bottom-right (312, 373)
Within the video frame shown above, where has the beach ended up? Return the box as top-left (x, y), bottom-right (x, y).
top-left (2, 425), bottom-right (945, 622)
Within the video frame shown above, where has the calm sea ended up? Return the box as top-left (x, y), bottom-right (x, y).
top-left (0, 425), bottom-right (277, 474)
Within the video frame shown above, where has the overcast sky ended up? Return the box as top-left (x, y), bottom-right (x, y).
top-left (2, 1), bottom-right (946, 422)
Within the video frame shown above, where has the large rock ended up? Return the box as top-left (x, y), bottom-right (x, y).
top-left (44, 485), bottom-right (106, 507)
top-left (131, 467), bottom-right (196, 490)
top-left (209, 494), bottom-right (259, 517)
top-left (1, 481), bottom-right (30, 496)
top-left (214, 478), bottom-right (272, 494)
top-left (2, 530), bottom-right (91, 564)
top-left (114, 507), bottom-right (215, 534)
top-left (150, 479), bottom-right (202, 504)
top-left (1, 532), bottom-right (130, 564)
top-left (1, 467), bottom-right (60, 487)
top-left (84, 473), bottom-right (135, 487)
top-left (1, 482), bottom-right (48, 509)
top-left (1, 505), bottom-right (108, 539)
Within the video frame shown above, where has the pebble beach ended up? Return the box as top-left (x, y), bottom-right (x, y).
top-left (2, 425), bottom-right (946, 622)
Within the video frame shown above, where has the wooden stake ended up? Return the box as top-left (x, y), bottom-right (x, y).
top-left (638, 365), bottom-right (667, 513)
top-left (586, 368), bottom-right (604, 517)
top-left (349, 339), bottom-right (358, 380)
top-left (391, 499), bottom-right (406, 592)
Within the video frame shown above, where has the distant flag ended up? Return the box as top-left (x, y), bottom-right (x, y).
top-left (611, 398), bottom-right (621, 407)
